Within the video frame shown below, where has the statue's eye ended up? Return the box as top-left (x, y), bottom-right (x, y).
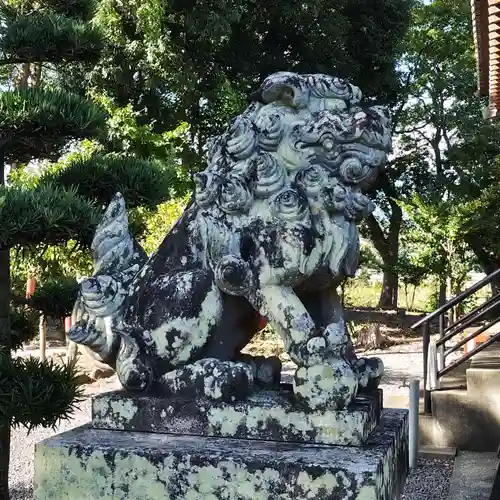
top-left (323, 138), bottom-right (334, 150)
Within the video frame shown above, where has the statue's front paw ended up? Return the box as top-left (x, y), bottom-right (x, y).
top-left (288, 332), bottom-right (331, 366)
top-left (293, 360), bottom-right (358, 410)
top-left (354, 357), bottom-right (384, 392)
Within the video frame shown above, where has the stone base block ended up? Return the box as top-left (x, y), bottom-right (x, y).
top-left (92, 387), bottom-right (382, 446)
top-left (34, 409), bottom-right (408, 500)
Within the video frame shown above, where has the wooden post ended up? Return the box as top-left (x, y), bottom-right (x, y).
top-left (39, 315), bottom-right (46, 362)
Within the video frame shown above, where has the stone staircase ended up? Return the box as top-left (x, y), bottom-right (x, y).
top-left (420, 341), bottom-right (500, 452)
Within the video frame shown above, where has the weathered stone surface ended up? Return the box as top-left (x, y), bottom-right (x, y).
top-left (92, 387), bottom-right (383, 446)
top-left (67, 71), bottom-right (392, 410)
top-left (34, 409), bottom-right (409, 500)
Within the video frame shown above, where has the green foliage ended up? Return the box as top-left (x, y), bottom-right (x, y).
top-left (6, 0), bottom-right (96, 19)
top-left (0, 348), bottom-right (84, 431)
top-left (139, 195), bottom-right (190, 254)
top-left (398, 195), bottom-right (475, 298)
top-left (89, 92), bottom-right (192, 163)
top-left (9, 307), bottom-right (38, 351)
top-left (0, 8), bottom-right (102, 63)
top-left (425, 283), bottom-right (441, 312)
top-left (0, 88), bottom-right (107, 162)
top-left (11, 240), bottom-right (93, 289)
top-left (456, 160), bottom-right (500, 268)
top-left (61, 0), bottom-right (413, 173)
top-left (362, 0), bottom-right (500, 308)
top-left (41, 153), bottom-right (180, 209)
top-left (29, 279), bottom-right (79, 318)
top-left (343, 271), bottom-right (435, 312)
top-left (0, 184), bottom-right (100, 249)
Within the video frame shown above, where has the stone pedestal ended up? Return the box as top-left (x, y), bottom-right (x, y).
top-left (91, 387), bottom-right (383, 446)
top-left (34, 389), bottom-right (409, 500)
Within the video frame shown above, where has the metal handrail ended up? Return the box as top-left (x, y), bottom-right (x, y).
top-left (444, 292), bottom-right (500, 335)
top-left (444, 313), bottom-right (500, 357)
top-left (439, 327), bottom-right (500, 378)
top-left (436, 293), bottom-right (500, 347)
top-left (411, 267), bottom-right (500, 414)
top-left (411, 268), bottom-right (500, 329)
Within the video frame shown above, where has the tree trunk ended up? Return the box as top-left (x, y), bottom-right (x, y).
top-left (358, 323), bottom-right (383, 349)
top-left (0, 148), bottom-right (12, 500)
top-left (0, 426), bottom-right (10, 500)
top-left (364, 187), bottom-right (402, 310)
top-left (438, 275), bottom-right (447, 307)
top-left (15, 63), bottom-right (30, 89)
top-left (379, 268), bottom-right (398, 309)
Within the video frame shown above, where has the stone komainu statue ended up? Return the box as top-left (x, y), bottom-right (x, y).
top-left (68, 72), bottom-right (391, 410)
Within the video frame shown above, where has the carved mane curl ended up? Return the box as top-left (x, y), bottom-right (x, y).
top-left (194, 72), bottom-right (392, 224)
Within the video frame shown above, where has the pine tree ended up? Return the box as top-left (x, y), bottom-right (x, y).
top-left (0, 2), bottom-right (176, 497)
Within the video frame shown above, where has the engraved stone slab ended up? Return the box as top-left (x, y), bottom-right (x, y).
top-left (34, 409), bottom-right (409, 500)
top-left (91, 387), bottom-right (382, 446)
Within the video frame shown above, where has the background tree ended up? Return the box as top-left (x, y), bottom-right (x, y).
top-left (364, 0), bottom-right (500, 308)
top-left (399, 195), bottom-right (475, 315)
top-left (0, 1), bottom-right (177, 497)
top-left (55, 0), bottom-right (414, 173)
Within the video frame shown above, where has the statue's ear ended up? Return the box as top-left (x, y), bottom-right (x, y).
top-left (259, 72), bottom-right (308, 109)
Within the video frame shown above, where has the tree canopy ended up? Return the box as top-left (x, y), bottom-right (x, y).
top-left (56, 0), bottom-right (414, 171)
top-left (361, 0), bottom-right (500, 307)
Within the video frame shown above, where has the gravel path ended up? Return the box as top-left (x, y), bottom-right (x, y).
top-left (9, 400), bottom-right (92, 500)
top-left (402, 458), bottom-right (454, 500)
top-left (9, 340), bottom-right (454, 499)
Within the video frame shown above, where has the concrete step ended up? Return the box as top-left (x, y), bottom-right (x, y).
top-left (447, 451), bottom-right (499, 500)
top-left (467, 367), bottom-right (500, 395)
top-left (470, 341), bottom-right (500, 369)
top-left (441, 362), bottom-right (468, 390)
top-left (418, 445), bottom-right (457, 459)
top-left (427, 388), bottom-right (500, 451)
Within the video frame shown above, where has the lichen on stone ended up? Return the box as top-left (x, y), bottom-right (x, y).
top-left (67, 71), bottom-right (392, 410)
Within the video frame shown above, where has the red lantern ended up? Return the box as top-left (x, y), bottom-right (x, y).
top-left (64, 316), bottom-right (72, 333)
top-left (26, 277), bottom-right (37, 298)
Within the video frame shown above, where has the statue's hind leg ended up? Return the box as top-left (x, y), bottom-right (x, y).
top-left (157, 358), bottom-right (255, 402)
top-left (199, 294), bottom-right (282, 389)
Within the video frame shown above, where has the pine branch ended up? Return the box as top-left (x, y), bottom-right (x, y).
top-left (29, 279), bottom-right (79, 318)
top-left (0, 184), bottom-right (101, 249)
top-left (42, 154), bottom-right (180, 209)
top-left (0, 9), bottom-right (102, 64)
top-left (9, 307), bottom-right (39, 351)
top-left (0, 88), bottom-right (107, 161)
top-left (0, 349), bottom-right (84, 429)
